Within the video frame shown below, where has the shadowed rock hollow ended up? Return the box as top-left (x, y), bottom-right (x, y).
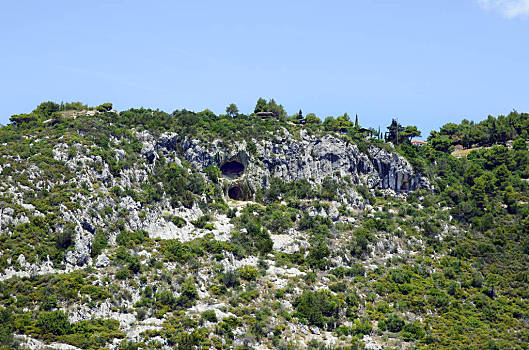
top-left (228, 185), bottom-right (244, 200)
top-left (221, 160), bottom-right (245, 178)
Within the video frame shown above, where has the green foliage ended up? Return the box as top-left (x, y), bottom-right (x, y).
top-left (226, 103), bottom-right (239, 117)
top-left (162, 240), bottom-right (191, 262)
top-left (0, 308), bottom-right (14, 348)
top-left (349, 228), bottom-right (376, 258)
top-left (204, 165), bottom-right (221, 183)
top-left (231, 205), bottom-right (276, 255)
top-left (238, 265), bottom-right (259, 281)
top-left (34, 101), bottom-right (60, 117)
top-left (401, 322), bottom-right (425, 341)
top-left (430, 111), bottom-right (529, 149)
top-left (91, 230), bottom-right (108, 258)
top-left (201, 310), bottom-right (218, 323)
top-left (9, 113), bottom-right (37, 126)
top-left (381, 313), bottom-right (404, 332)
top-left (176, 278), bottom-right (199, 308)
top-left (221, 270), bottom-right (240, 288)
top-left (169, 215), bottom-right (187, 227)
top-left (96, 102), bottom-right (113, 112)
top-left (37, 310), bottom-right (72, 336)
top-left (153, 162), bottom-right (205, 208)
top-left (1, 101), bottom-right (529, 349)
top-left (192, 215), bottom-right (211, 229)
top-left (320, 177), bottom-right (339, 200)
top-left (305, 113), bottom-right (321, 125)
top-left (294, 290), bottom-right (342, 329)
top-left (80, 285), bottom-right (111, 300)
top-left (116, 229), bottom-right (149, 247)
top-left (54, 226), bottom-right (74, 250)
top-left (306, 241), bottom-right (330, 270)
top-left (64, 318), bottom-right (123, 349)
top-left (263, 177), bottom-right (317, 202)
top-left (254, 97), bottom-right (286, 119)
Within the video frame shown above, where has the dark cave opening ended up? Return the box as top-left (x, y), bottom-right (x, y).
top-left (228, 185), bottom-right (244, 200)
top-left (400, 177), bottom-right (410, 191)
top-left (221, 160), bottom-right (245, 178)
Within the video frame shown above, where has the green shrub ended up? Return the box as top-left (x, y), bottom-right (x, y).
top-left (383, 313), bottom-right (405, 332)
top-left (116, 229), bottom-right (149, 247)
top-left (54, 226), bottom-right (74, 250)
top-left (306, 241), bottom-right (330, 269)
top-left (170, 215), bottom-right (186, 228)
top-left (294, 290), bottom-right (342, 329)
top-left (205, 165), bottom-right (221, 183)
top-left (401, 322), bottom-right (425, 341)
top-left (176, 278), bottom-right (198, 308)
top-left (221, 270), bottom-right (240, 288)
top-left (0, 307), bottom-right (14, 347)
top-left (238, 265), bottom-right (259, 281)
top-left (329, 282), bottom-right (347, 293)
top-left (80, 285), bottom-right (111, 300)
top-left (116, 269), bottom-right (130, 280)
top-left (349, 228), bottom-right (376, 258)
top-left (91, 230), bottom-right (108, 258)
top-left (192, 215), bottom-right (210, 229)
top-left (162, 240), bottom-right (191, 262)
top-left (201, 310), bottom-right (218, 323)
top-left (37, 310), bottom-right (71, 336)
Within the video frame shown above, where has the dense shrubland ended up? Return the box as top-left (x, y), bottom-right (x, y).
top-left (0, 101), bottom-right (528, 349)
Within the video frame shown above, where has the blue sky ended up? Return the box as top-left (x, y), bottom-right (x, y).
top-left (1, 1), bottom-right (528, 137)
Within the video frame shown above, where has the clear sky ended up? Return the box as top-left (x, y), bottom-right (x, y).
top-left (1, 0), bottom-right (529, 137)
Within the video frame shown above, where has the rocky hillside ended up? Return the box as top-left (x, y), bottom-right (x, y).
top-left (0, 102), bottom-right (528, 350)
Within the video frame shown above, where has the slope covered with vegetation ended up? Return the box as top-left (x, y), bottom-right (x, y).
top-left (0, 101), bottom-right (528, 350)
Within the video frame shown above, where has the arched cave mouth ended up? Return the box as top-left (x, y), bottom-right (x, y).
top-left (221, 160), bottom-right (245, 178)
top-left (228, 185), bottom-right (244, 200)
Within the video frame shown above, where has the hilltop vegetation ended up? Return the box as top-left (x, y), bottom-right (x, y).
top-left (0, 101), bottom-right (528, 349)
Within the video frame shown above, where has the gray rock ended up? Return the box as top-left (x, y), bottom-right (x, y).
top-left (95, 253), bottom-right (110, 268)
top-left (153, 131), bottom-right (430, 196)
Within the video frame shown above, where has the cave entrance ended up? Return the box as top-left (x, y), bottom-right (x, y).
top-left (228, 185), bottom-right (244, 200)
top-left (221, 160), bottom-right (245, 178)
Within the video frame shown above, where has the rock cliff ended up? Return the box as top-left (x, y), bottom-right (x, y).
top-left (149, 129), bottom-right (430, 194)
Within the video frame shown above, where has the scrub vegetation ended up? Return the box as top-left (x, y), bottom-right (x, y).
top-left (0, 100), bottom-right (528, 349)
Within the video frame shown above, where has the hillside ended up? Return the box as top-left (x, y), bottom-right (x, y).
top-left (0, 102), bottom-right (528, 350)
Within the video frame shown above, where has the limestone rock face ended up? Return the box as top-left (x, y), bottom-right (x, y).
top-left (153, 130), bottom-right (430, 193)
top-left (95, 253), bottom-right (110, 268)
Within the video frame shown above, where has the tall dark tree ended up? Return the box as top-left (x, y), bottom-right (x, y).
top-left (386, 118), bottom-right (404, 144)
top-left (296, 109), bottom-right (304, 124)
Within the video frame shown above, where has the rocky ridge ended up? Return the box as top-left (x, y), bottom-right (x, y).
top-left (0, 125), bottom-right (432, 349)
top-left (148, 128), bottom-right (429, 194)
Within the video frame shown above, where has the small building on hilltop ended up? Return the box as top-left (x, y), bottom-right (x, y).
top-left (411, 139), bottom-right (427, 147)
top-left (256, 111), bottom-right (274, 118)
